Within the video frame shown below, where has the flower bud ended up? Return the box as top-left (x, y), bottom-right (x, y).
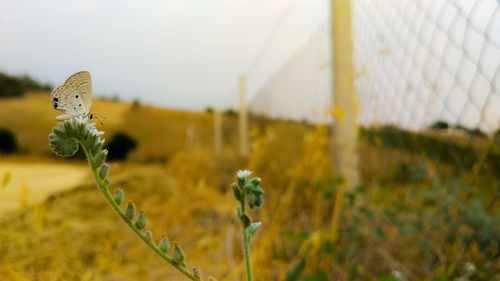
top-left (145, 230), bottom-right (153, 240)
top-left (135, 210), bottom-right (146, 230)
top-left (159, 235), bottom-right (170, 253)
top-left (193, 267), bottom-right (201, 278)
top-left (113, 189), bottom-right (124, 205)
top-left (90, 136), bottom-right (103, 155)
top-left (231, 183), bottom-right (241, 201)
top-left (103, 178), bottom-right (111, 186)
top-left (173, 242), bottom-right (186, 267)
top-left (250, 177), bottom-right (261, 187)
top-left (93, 149), bottom-right (108, 169)
top-left (125, 201), bottom-right (136, 221)
top-left (99, 164), bottom-right (109, 180)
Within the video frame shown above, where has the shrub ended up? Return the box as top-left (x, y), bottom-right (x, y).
top-left (0, 128), bottom-right (18, 153)
top-left (131, 99), bottom-right (141, 111)
top-left (105, 132), bottom-right (137, 160)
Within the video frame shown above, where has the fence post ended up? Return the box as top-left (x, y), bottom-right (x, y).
top-left (331, 0), bottom-right (359, 189)
top-left (330, 0), bottom-right (359, 241)
top-left (239, 74), bottom-right (248, 157)
top-left (214, 108), bottom-right (222, 155)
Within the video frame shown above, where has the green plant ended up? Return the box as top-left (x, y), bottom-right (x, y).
top-left (289, 176), bottom-right (499, 280)
top-left (48, 118), bottom-right (211, 280)
top-left (231, 170), bottom-right (264, 281)
top-left (48, 118), bottom-right (265, 280)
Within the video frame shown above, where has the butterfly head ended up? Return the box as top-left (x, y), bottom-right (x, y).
top-left (52, 96), bottom-right (59, 109)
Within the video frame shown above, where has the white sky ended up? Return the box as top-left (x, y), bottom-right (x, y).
top-left (0, 0), bottom-right (328, 110)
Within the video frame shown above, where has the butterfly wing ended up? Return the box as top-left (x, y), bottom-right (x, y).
top-left (51, 71), bottom-right (92, 118)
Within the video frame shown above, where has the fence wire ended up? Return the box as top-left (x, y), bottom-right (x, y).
top-left (251, 0), bottom-right (499, 132)
top-left (249, 0), bottom-right (500, 182)
top-left (354, 0), bottom-right (500, 133)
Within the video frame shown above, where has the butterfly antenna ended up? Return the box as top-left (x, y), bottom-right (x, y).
top-left (94, 113), bottom-right (107, 120)
top-left (90, 113), bottom-right (105, 126)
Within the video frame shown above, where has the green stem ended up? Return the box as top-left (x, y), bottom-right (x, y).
top-left (240, 197), bottom-right (253, 281)
top-left (81, 142), bottom-right (201, 281)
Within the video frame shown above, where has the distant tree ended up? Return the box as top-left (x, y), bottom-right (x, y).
top-left (430, 121), bottom-right (449, 130)
top-left (18, 74), bottom-right (52, 91)
top-left (224, 108), bottom-right (238, 118)
top-left (205, 107), bottom-right (214, 114)
top-left (470, 128), bottom-right (486, 138)
top-left (0, 72), bottom-right (52, 98)
top-left (0, 128), bottom-right (18, 153)
top-left (105, 132), bottom-right (137, 160)
top-left (0, 73), bottom-right (24, 98)
top-left (131, 98), bottom-right (141, 111)
top-left (454, 124), bottom-right (486, 138)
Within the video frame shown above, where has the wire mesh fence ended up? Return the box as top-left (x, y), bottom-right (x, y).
top-left (248, 0), bottom-right (500, 183)
top-left (353, 0), bottom-right (499, 132)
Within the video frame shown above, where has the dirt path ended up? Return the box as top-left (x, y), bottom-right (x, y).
top-left (0, 162), bottom-right (88, 213)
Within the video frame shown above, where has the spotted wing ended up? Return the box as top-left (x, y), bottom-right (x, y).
top-left (51, 71), bottom-right (92, 118)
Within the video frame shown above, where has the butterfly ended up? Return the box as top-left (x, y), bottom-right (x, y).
top-left (51, 71), bottom-right (93, 121)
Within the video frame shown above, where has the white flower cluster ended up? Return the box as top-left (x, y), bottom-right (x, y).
top-left (237, 170), bottom-right (252, 179)
top-left (74, 115), bottom-right (104, 136)
top-left (87, 121), bottom-right (105, 136)
top-left (74, 115), bottom-right (89, 124)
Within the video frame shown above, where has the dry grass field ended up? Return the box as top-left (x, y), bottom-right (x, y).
top-left (0, 94), bottom-right (498, 281)
top-left (0, 162), bottom-right (87, 213)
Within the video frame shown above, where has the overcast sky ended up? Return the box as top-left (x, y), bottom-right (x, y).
top-left (0, 0), bottom-right (328, 110)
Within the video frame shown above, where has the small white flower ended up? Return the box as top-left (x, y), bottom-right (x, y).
top-left (86, 121), bottom-right (104, 136)
top-left (391, 270), bottom-right (405, 281)
top-left (75, 115), bottom-right (89, 124)
top-left (237, 170), bottom-right (252, 179)
top-left (465, 262), bottom-right (476, 272)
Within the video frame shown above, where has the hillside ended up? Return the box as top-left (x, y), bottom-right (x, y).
top-left (0, 93), bottom-right (230, 160)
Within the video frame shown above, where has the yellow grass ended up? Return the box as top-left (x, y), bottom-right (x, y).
top-left (0, 94), bottom-right (496, 280)
top-left (0, 162), bottom-right (88, 213)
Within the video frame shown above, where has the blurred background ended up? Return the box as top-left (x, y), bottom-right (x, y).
top-left (0, 0), bottom-right (499, 280)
